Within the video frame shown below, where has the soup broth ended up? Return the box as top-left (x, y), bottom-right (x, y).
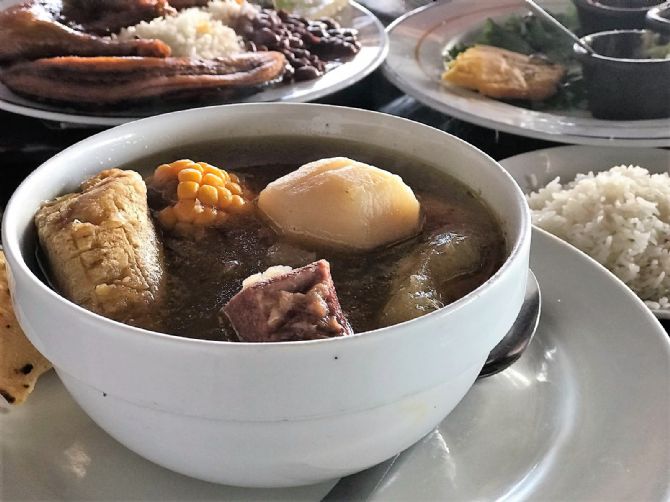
top-left (118, 136), bottom-right (506, 341)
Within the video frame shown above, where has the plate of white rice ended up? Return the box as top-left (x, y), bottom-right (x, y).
top-left (500, 145), bottom-right (670, 319)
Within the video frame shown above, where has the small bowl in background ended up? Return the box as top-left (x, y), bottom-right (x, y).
top-left (574, 29), bottom-right (670, 120)
top-left (572, 0), bottom-right (666, 33)
top-left (646, 2), bottom-right (670, 34)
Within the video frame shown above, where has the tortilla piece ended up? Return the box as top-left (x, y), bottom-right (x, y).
top-left (0, 251), bottom-right (51, 405)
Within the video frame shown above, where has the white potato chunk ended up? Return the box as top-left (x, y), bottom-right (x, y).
top-left (258, 157), bottom-right (421, 251)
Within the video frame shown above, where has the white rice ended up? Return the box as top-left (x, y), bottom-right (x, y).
top-left (117, 0), bottom-right (254, 59)
top-left (527, 165), bottom-right (670, 310)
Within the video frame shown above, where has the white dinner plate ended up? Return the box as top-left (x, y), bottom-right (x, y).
top-left (326, 227), bottom-right (670, 501)
top-left (0, 1), bottom-right (387, 126)
top-left (383, 0), bottom-right (670, 146)
top-left (500, 145), bottom-right (670, 319)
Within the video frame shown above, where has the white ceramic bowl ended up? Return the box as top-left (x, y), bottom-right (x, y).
top-left (2, 104), bottom-right (530, 488)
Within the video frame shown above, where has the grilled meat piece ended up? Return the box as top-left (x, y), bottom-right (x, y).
top-left (167, 0), bottom-right (209, 8)
top-left (1, 53), bottom-right (286, 106)
top-left (223, 260), bottom-right (353, 342)
top-left (62, 0), bottom-right (174, 35)
top-left (35, 169), bottom-right (165, 329)
top-left (0, 1), bottom-right (170, 63)
top-left (442, 45), bottom-right (566, 101)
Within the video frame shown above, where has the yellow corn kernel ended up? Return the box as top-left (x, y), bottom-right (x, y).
top-left (195, 206), bottom-right (218, 225)
top-left (171, 159), bottom-right (194, 173)
top-left (178, 168), bottom-right (203, 184)
top-left (202, 173), bottom-right (224, 187)
top-left (189, 162), bottom-right (205, 173)
top-left (216, 187), bottom-right (232, 208)
top-left (157, 206), bottom-right (177, 228)
top-left (226, 182), bottom-right (242, 196)
top-left (154, 164), bottom-right (174, 183)
top-left (229, 194), bottom-right (246, 212)
top-left (197, 184), bottom-right (219, 206)
top-left (174, 199), bottom-right (201, 223)
top-left (229, 173), bottom-right (240, 184)
top-left (177, 181), bottom-right (199, 200)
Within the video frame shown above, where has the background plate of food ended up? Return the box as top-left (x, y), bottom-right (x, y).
top-left (383, 0), bottom-right (670, 146)
top-left (0, 0), bottom-right (387, 126)
top-left (500, 145), bottom-right (670, 319)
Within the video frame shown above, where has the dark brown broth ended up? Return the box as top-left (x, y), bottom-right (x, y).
top-left (125, 136), bottom-right (506, 341)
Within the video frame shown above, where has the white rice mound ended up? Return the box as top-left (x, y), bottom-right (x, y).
top-left (528, 165), bottom-right (670, 310)
top-left (117, 0), bottom-right (253, 59)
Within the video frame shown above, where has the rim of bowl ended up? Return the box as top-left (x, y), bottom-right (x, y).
top-left (575, 0), bottom-right (665, 13)
top-left (574, 29), bottom-right (670, 62)
top-left (1, 103), bottom-right (531, 350)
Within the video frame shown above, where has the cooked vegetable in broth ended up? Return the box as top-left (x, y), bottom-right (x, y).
top-left (36, 136), bottom-right (506, 342)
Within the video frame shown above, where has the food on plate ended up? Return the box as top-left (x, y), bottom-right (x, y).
top-left (237, 8), bottom-right (361, 80)
top-left (34, 138), bottom-right (506, 341)
top-left (60, 0), bottom-right (175, 35)
top-left (443, 10), bottom-right (588, 111)
top-left (1, 53), bottom-right (285, 106)
top-left (0, 1), bottom-right (171, 63)
top-left (223, 260), bottom-right (353, 341)
top-left (34, 169), bottom-right (165, 328)
top-left (442, 45), bottom-right (566, 101)
top-left (258, 157), bottom-right (422, 251)
top-left (0, 0), bottom-right (362, 106)
top-left (528, 165), bottom-right (670, 310)
top-left (380, 228), bottom-right (492, 326)
top-left (0, 251), bottom-right (51, 405)
top-left (150, 159), bottom-right (252, 237)
top-left (115, 3), bottom-right (249, 59)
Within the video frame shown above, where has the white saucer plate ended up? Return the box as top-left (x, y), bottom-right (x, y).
top-left (327, 227), bottom-right (670, 501)
top-left (501, 145), bottom-right (670, 319)
top-left (4, 228), bottom-right (668, 500)
top-left (383, 0), bottom-right (670, 146)
top-left (0, 1), bottom-right (387, 126)
top-left (0, 373), bottom-right (336, 500)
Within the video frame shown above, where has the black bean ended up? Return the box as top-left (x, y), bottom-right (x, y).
top-left (258, 27), bottom-right (280, 47)
top-left (320, 18), bottom-right (340, 30)
top-left (307, 27), bottom-right (325, 37)
top-left (288, 36), bottom-right (303, 48)
top-left (257, 44), bottom-right (268, 52)
top-left (295, 66), bottom-right (321, 81)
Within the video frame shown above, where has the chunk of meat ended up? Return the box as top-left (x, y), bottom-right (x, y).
top-left (35, 169), bottom-right (165, 329)
top-left (0, 1), bottom-right (171, 63)
top-left (379, 229), bottom-right (485, 327)
top-left (0, 53), bottom-right (286, 106)
top-left (61, 0), bottom-right (174, 35)
top-left (223, 260), bottom-right (353, 342)
top-left (442, 45), bottom-right (566, 101)
top-left (167, 0), bottom-right (209, 8)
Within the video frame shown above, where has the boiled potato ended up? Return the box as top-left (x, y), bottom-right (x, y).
top-left (258, 157), bottom-right (421, 251)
